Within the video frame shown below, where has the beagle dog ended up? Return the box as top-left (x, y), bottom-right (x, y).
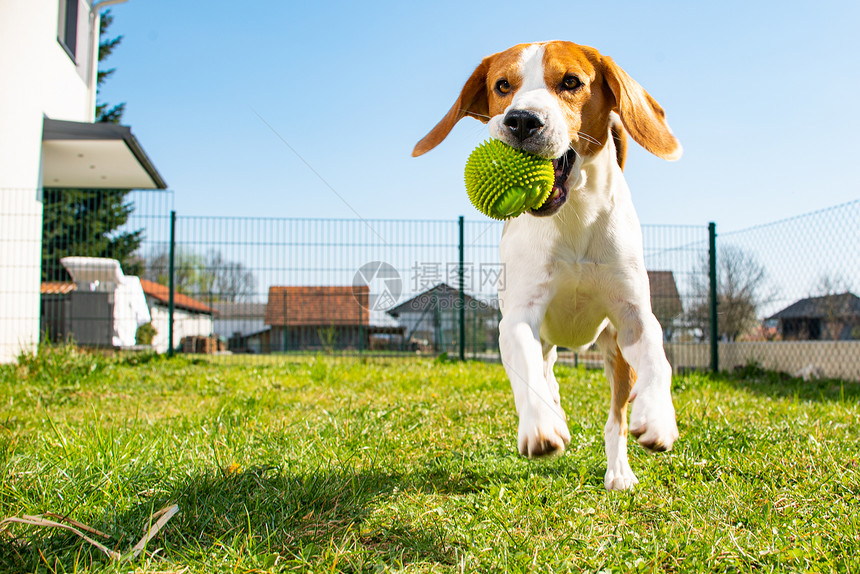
top-left (413, 41), bottom-right (681, 490)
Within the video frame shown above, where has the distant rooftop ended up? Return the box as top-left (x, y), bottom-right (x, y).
top-left (41, 279), bottom-right (216, 315)
top-left (211, 302), bottom-right (267, 319)
top-left (139, 279), bottom-right (215, 315)
top-left (265, 286), bottom-right (369, 326)
top-left (769, 292), bottom-right (860, 320)
top-left (386, 283), bottom-right (483, 317)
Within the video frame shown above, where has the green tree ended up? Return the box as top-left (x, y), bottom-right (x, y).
top-left (41, 9), bottom-right (140, 281)
top-left (95, 10), bottom-right (125, 123)
top-left (41, 189), bottom-right (142, 281)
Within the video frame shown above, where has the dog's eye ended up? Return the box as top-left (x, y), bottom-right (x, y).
top-left (495, 79), bottom-right (511, 95)
top-left (561, 75), bottom-right (582, 91)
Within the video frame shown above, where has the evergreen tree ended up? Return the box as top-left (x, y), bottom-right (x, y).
top-left (95, 10), bottom-right (126, 124)
top-left (41, 189), bottom-right (142, 281)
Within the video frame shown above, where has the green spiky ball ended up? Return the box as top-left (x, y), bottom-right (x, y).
top-left (464, 139), bottom-right (554, 220)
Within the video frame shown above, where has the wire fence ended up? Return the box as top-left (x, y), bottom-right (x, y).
top-left (157, 215), bottom-right (712, 370)
top-left (713, 201), bottom-right (860, 380)
top-left (3, 188), bottom-right (859, 380)
top-left (0, 189), bottom-right (44, 364)
top-left (37, 188), bottom-right (173, 351)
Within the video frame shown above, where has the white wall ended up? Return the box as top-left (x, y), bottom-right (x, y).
top-left (0, 0), bottom-right (96, 362)
top-left (664, 341), bottom-right (860, 382)
top-left (149, 306), bottom-right (215, 354)
top-left (0, 191), bottom-right (44, 362)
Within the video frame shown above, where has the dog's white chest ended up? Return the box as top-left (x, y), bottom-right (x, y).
top-left (540, 259), bottom-right (612, 349)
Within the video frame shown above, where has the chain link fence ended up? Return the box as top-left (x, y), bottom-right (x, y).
top-left (3, 188), bottom-right (858, 380)
top-left (713, 201), bottom-right (860, 380)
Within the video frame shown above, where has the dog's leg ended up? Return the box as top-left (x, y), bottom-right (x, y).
top-left (597, 327), bottom-right (638, 491)
top-left (498, 222), bottom-right (570, 458)
top-left (542, 342), bottom-right (563, 410)
top-left (612, 306), bottom-right (679, 452)
top-left (499, 310), bottom-right (571, 457)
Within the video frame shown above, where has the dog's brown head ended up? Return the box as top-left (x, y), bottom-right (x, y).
top-left (413, 41), bottom-right (681, 215)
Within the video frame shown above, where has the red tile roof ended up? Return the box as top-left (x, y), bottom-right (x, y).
top-left (265, 286), bottom-right (369, 326)
top-left (139, 279), bottom-right (215, 315)
top-left (41, 282), bottom-right (76, 295)
top-left (41, 279), bottom-right (215, 315)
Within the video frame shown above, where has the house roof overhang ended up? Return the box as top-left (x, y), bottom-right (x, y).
top-left (41, 118), bottom-right (167, 189)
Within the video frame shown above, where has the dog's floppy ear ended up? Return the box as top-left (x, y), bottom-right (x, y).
top-left (412, 57), bottom-right (492, 157)
top-left (601, 56), bottom-right (682, 161)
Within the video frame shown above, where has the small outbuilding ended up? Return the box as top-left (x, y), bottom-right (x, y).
top-left (40, 262), bottom-right (216, 353)
top-left (264, 286), bottom-right (369, 352)
top-left (212, 302), bottom-right (268, 353)
top-left (40, 257), bottom-right (150, 348)
top-left (768, 292), bottom-right (860, 341)
top-left (138, 279), bottom-right (216, 353)
top-left (648, 270), bottom-right (684, 341)
top-left (386, 283), bottom-right (497, 353)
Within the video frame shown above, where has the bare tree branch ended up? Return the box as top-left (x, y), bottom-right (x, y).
top-left (687, 245), bottom-right (775, 341)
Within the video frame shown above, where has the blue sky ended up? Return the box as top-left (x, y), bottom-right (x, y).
top-left (100, 0), bottom-right (860, 232)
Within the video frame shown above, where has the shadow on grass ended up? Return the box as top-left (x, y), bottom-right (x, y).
top-left (716, 363), bottom-right (860, 403)
top-left (0, 464), bottom-right (473, 572)
top-left (162, 465), bottom-right (463, 564)
top-left (0, 450), bottom-right (605, 572)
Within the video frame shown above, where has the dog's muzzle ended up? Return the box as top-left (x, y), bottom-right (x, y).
top-left (503, 110), bottom-right (545, 143)
top-left (499, 109), bottom-right (574, 217)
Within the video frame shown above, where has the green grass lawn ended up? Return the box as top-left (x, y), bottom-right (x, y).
top-left (1, 347), bottom-right (858, 573)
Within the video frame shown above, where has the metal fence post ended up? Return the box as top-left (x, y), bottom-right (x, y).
top-left (458, 215), bottom-right (466, 361)
top-left (168, 210), bottom-right (176, 357)
top-left (708, 221), bottom-right (718, 373)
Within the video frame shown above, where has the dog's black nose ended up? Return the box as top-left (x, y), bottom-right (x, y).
top-left (503, 110), bottom-right (544, 142)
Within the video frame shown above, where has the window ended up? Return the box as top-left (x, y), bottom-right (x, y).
top-left (57, 0), bottom-right (78, 61)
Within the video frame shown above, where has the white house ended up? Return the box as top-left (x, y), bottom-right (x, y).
top-left (0, 0), bottom-right (166, 362)
top-left (139, 279), bottom-right (216, 354)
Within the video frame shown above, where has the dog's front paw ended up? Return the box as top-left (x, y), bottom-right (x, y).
top-left (604, 464), bottom-right (639, 491)
top-left (629, 387), bottom-right (678, 452)
top-left (518, 405), bottom-right (571, 458)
